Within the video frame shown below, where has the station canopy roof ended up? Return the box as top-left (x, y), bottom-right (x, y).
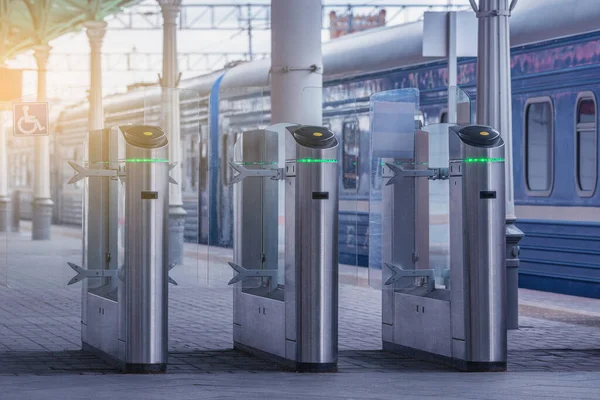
top-left (0, 0), bottom-right (140, 62)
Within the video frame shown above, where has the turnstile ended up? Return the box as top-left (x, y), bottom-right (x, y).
top-left (369, 89), bottom-right (507, 371)
top-left (227, 123), bottom-right (339, 372)
top-left (447, 124), bottom-right (507, 370)
top-left (67, 125), bottom-right (175, 373)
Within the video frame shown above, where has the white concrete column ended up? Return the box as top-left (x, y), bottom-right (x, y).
top-left (158, 0), bottom-right (185, 265)
top-left (271, 0), bottom-right (323, 125)
top-left (84, 20), bottom-right (107, 131)
top-left (0, 106), bottom-right (9, 232)
top-left (271, 0), bottom-right (326, 366)
top-left (32, 44), bottom-right (53, 240)
top-left (475, 0), bottom-right (514, 212)
top-left (0, 55), bottom-right (10, 231)
top-left (474, 0), bottom-right (523, 329)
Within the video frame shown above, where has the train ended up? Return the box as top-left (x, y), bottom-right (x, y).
top-left (7, 0), bottom-right (600, 298)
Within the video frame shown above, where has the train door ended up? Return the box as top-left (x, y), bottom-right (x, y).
top-left (220, 131), bottom-right (235, 246)
top-left (198, 125), bottom-right (209, 244)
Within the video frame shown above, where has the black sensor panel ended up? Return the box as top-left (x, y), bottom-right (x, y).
top-left (312, 191), bottom-right (329, 200)
top-left (289, 125), bottom-right (338, 149)
top-left (479, 190), bottom-right (496, 199)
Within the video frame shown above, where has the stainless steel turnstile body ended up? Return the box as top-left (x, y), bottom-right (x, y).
top-left (380, 123), bottom-right (507, 371)
top-left (448, 125), bottom-right (507, 369)
top-left (230, 124), bottom-right (339, 372)
top-left (69, 125), bottom-right (171, 373)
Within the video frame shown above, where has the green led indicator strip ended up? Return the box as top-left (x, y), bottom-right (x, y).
top-left (463, 157), bottom-right (504, 163)
top-left (122, 158), bottom-right (169, 163)
top-left (297, 158), bottom-right (338, 163)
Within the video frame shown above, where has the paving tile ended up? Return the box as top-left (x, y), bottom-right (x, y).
top-left (0, 224), bottom-right (599, 398)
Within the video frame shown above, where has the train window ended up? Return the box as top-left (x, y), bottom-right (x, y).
top-left (525, 99), bottom-right (554, 194)
top-left (440, 111), bottom-right (448, 123)
top-left (575, 94), bottom-right (597, 196)
top-left (342, 120), bottom-right (359, 190)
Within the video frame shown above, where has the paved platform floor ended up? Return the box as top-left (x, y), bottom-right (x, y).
top-left (0, 223), bottom-right (599, 399)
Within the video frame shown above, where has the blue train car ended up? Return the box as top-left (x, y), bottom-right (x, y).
top-left (201, 0), bottom-right (600, 298)
top-left (51, 0), bottom-right (600, 298)
top-left (510, 33), bottom-right (600, 298)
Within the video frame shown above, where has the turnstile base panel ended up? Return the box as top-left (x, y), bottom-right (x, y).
top-left (234, 342), bottom-right (337, 373)
top-left (389, 292), bottom-right (452, 358)
top-left (234, 292), bottom-right (287, 359)
top-left (383, 340), bottom-right (507, 372)
top-left (83, 342), bottom-right (167, 374)
top-left (84, 293), bottom-right (120, 360)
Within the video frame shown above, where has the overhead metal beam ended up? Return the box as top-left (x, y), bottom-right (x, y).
top-left (1, 1), bottom-right (468, 74)
top-left (107, 3), bottom-right (469, 30)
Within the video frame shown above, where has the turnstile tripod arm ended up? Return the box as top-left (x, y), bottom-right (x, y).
top-left (67, 262), bottom-right (119, 285)
top-left (228, 162), bottom-right (285, 185)
top-left (384, 262), bottom-right (435, 292)
top-left (68, 161), bottom-right (178, 185)
top-left (67, 262), bottom-right (179, 285)
top-left (168, 162), bottom-right (179, 185)
top-left (227, 262), bottom-right (278, 293)
top-left (67, 162), bottom-right (119, 185)
top-left (384, 163), bottom-right (449, 186)
top-left (168, 263), bottom-right (178, 286)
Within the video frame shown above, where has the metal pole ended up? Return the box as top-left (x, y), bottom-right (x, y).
top-left (0, 106), bottom-right (9, 232)
top-left (84, 20), bottom-right (107, 132)
top-left (247, 4), bottom-right (253, 61)
top-left (271, 0), bottom-right (326, 365)
top-left (0, 5), bottom-right (10, 233)
top-left (447, 11), bottom-right (457, 123)
top-left (158, 0), bottom-right (186, 266)
top-left (271, 0), bottom-right (322, 125)
top-left (474, 0), bottom-right (522, 330)
top-left (32, 44), bottom-right (53, 240)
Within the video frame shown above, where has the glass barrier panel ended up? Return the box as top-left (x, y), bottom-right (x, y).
top-left (206, 86), bottom-right (269, 289)
top-left (423, 123), bottom-right (453, 290)
top-left (368, 88), bottom-right (420, 290)
top-left (143, 87), bottom-right (202, 288)
top-left (80, 127), bottom-right (122, 300)
top-left (302, 86), bottom-right (361, 287)
top-left (451, 85), bottom-right (473, 125)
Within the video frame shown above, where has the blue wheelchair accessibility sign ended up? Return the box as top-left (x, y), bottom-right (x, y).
top-left (13, 102), bottom-right (49, 136)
